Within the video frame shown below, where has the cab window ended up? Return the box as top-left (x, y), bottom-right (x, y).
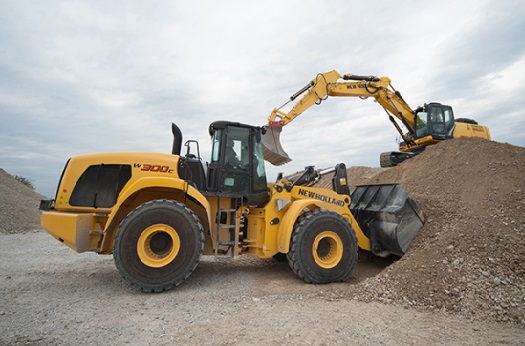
top-left (415, 111), bottom-right (428, 138)
top-left (211, 129), bottom-right (222, 163)
top-left (430, 106), bottom-right (446, 135)
top-left (223, 127), bottom-right (249, 168)
top-left (443, 107), bottom-right (454, 133)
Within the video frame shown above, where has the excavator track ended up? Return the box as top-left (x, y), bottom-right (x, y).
top-left (379, 151), bottom-right (418, 168)
top-left (380, 152), bottom-right (394, 167)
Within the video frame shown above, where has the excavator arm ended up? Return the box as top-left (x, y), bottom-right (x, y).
top-left (262, 70), bottom-right (419, 166)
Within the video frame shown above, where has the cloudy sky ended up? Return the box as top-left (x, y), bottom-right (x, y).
top-left (1, 0), bottom-right (524, 198)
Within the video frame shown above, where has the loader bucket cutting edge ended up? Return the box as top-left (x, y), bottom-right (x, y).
top-left (349, 184), bottom-right (425, 258)
top-left (261, 126), bottom-right (292, 166)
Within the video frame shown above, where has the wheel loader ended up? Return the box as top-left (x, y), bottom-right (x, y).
top-left (261, 70), bottom-right (491, 167)
top-left (40, 121), bottom-right (424, 292)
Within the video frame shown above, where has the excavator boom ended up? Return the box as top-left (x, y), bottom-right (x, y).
top-left (261, 69), bottom-right (489, 167)
top-left (261, 70), bottom-right (418, 166)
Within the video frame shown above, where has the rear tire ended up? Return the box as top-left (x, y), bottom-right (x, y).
top-left (287, 209), bottom-right (358, 284)
top-left (113, 200), bottom-right (204, 292)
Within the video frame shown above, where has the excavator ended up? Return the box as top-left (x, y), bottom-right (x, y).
top-left (261, 70), bottom-right (491, 167)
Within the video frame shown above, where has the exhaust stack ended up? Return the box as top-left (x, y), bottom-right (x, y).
top-left (171, 123), bottom-right (183, 155)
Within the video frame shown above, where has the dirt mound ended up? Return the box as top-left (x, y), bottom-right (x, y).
top-left (0, 169), bottom-right (45, 234)
top-left (339, 137), bottom-right (525, 324)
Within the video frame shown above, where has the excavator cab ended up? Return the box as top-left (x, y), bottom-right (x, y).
top-left (206, 121), bottom-right (269, 206)
top-left (414, 103), bottom-right (455, 140)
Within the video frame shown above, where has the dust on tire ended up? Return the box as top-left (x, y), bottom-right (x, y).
top-left (287, 209), bottom-right (358, 284)
top-left (113, 199), bottom-right (204, 292)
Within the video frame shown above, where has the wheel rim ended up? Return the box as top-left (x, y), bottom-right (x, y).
top-left (137, 224), bottom-right (181, 268)
top-left (312, 231), bottom-right (343, 269)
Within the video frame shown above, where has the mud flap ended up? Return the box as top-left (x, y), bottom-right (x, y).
top-left (261, 126), bottom-right (292, 166)
top-left (349, 184), bottom-right (425, 257)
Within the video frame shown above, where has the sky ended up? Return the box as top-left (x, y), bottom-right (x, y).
top-left (1, 0), bottom-right (524, 198)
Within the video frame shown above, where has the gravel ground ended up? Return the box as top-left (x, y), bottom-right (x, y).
top-left (1, 231), bottom-right (524, 345)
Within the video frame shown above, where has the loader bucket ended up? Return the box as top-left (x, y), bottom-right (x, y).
top-left (261, 125), bottom-right (292, 166)
top-left (349, 184), bottom-right (425, 257)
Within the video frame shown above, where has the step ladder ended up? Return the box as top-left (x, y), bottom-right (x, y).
top-left (214, 196), bottom-right (240, 258)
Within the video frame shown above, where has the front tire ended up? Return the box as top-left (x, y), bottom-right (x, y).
top-left (113, 200), bottom-right (204, 292)
top-left (287, 209), bottom-right (358, 284)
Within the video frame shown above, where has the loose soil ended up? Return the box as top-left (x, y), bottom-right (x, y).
top-left (1, 137), bottom-right (524, 345)
top-left (0, 168), bottom-right (45, 234)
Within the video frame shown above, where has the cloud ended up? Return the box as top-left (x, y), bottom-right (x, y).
top-left (0, 0), bottom-right (524, 197)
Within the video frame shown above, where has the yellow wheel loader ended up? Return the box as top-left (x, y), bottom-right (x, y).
top-left (261, 70), bottom-right (491, 167)
top-left (40, 121), bottom-right (424, 292)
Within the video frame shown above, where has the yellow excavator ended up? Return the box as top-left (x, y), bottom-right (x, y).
top-left (261, 70), bottom-right (491, 167)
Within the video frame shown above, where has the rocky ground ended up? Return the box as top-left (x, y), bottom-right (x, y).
top-left (1, 137), bottom-right (524, 345)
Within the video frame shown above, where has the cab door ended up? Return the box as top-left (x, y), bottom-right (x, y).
top-left (206, 122), bottom-right (269, 206)
top-left (428, 104), bottom-right (454, 139)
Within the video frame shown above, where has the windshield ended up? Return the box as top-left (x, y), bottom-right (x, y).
top-left (414, 111), bottom-right (428, 138)
top-left (224, 126), bottom-right (250, 168)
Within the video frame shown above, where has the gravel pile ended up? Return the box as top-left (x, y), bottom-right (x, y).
top-left (0, 169), bottom-right (45, 234)
top-left (320, 137), bottom-right (524, 324)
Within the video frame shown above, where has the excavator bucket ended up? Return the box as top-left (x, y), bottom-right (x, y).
top-left (261, 125), bottom-right (292, 166)
top-left (349, 184), bottom-right (425, 257)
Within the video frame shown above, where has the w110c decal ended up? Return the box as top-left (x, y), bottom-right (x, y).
top-left (134, 163), bottom-right (174, 173)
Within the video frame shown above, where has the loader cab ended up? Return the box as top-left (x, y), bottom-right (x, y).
top-left (414, 103), bottom-right (455, 140)
top-left (206, 121), bottom-right (269, 206)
